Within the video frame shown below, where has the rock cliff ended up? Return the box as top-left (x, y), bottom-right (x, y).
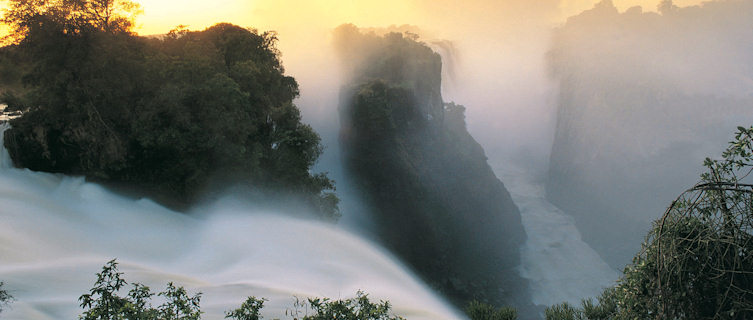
top-left (335, 24), bottom-right (529, 308)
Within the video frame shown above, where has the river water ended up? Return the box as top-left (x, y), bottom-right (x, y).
top-left (0, 125), bottom-right (463, 320)
top-left (495, 161), bottom-right (619, 308)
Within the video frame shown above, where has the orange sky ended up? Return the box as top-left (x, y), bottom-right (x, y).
top-left (128, 0), bottom-right (708, 35)
top-left (0, 0), bottom-right (707, 40)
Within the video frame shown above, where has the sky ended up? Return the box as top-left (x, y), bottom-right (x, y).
top-left (0, 0), bottom-right (710, 166)
top-left (124, 0), bottom-right (707, 36)
top-left (0, 0), bottom-right (707, 38)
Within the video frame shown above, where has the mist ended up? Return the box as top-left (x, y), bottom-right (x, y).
top-left (244, 0), bottom-right (568, 235)
top-left (2, 0), bottom-right (752, 318)
top-left (547, 0), bottom-right (753, 268)
top-left (261, 0), bottom-right (753, 308)
top-left (0, 124), bottom-right (463, 319)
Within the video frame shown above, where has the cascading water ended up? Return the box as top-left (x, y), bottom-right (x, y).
top-left (493, 161), bottom-right (619, 307)
top-left (0, 124), bottom-right (463, 320)
top-left (429, 37), bottom-right (620, 308)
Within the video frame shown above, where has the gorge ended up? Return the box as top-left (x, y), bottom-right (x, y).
top-left (1, 0), bottom-right (752, 319)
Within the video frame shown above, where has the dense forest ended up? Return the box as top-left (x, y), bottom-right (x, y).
top-left (0, 0), bottom-right (338, 217)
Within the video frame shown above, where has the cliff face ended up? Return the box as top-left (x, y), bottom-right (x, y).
top-left (335, 25), bottom-right (528, 307)
top-left (547, 0), bottom-right (753, 268)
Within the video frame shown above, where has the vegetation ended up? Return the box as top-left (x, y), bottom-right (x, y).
top-left (302, 292), bottom-right (404, 320)
top-left (545, 125), bottom-right (753, 320)
top-left (225, 297), bottom-right (265, 320)
top-left (0, 281), bottom-right (13, 314)
top-left (75, 259), bottom-right (404, 320)
top-left (0, 0), bottom-right (338, 218)
top-left (79, 259), bottom-right (202, 320)
top-left (465, 300), bottom-right (517, 320)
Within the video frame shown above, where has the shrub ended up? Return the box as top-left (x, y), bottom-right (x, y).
top-left (546, 125), bottom-right (753, 319)
top-left (303, 291), bottom-right (404, 320)
top-left (79, 260), bottom-right (409, 320)
top-left (465, 300), bottom-right (517, 320)
top-left (0, 281), bottom-right (13, 314)
top-left (79, 259), bottom-right (202, 320)
top-left (225, 297), bottom-right (266, 320)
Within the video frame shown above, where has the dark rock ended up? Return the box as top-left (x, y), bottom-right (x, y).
top-left (335, 24), bottom-right (529, 308)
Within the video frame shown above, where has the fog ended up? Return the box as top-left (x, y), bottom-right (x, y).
top-left (2, 0), bottom-right (752, 317)
top-left (246, 0), bottom-right (568, 233)
top-left (259, 0), bottom-right (753, 305)
top-left (0, 124), bottom-right (463, 320)
top-left (547, 0), bottom-right (753, 267)
top-left (205, 0), bottom-right (753, 309)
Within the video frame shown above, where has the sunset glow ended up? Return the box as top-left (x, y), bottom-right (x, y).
top-left (128, 0), bottom-right (708, 36)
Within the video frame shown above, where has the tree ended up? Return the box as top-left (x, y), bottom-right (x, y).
top-left (68, 0), bottom-right (141, 33)
top-left (303, 291), bottom-right (405, 320)
top-left (79, 259), bottom-right (131, 320)
top-left (465, 300), bottom-right (517, 320)
top-left (76, 260), bottom-right (412, 320)
top-left (0, 281), bottom-right (14, 314)
top-left (2, 4), bottom-right (339, 217)
top-left (1, 0), bottom-right (140, 45)
top-left (546, 125), bottom-right (753, 320)
top-left (158, 283), bottom-right (202, 320)
top-left (658, 0), bottom-right (677, 15)
top-left (79, 259), bottom-right (204, 320)
top-left (225, 297), bottom-right (266, 320)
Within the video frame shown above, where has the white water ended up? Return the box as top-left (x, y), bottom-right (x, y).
top-left (495, 162), bottom-right (620, 307)
top-left (0, 125), bottom-right (463, 320)
top-left (0, 116), bottom-right (621, 320)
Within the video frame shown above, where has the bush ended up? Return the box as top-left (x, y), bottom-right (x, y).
top-left (0, 281), bottom-right (13, 314)
top-left (225, 297), bottom-right (265, 320)
top-left (544, 303), bottom-right (581, 320)
top-left (79, 260), bottom-right (407, 320)
top-left (465, 300), bottom-right (517, 320)
top-left (546, 125), bottom-right (753, 319)
top-left (303, 291), bottom-right (404, 320)
top-left (79, 259), bottom-right (202, 320)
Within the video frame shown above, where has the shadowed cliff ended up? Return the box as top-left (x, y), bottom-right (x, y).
top-left (335, 24), bottom-right (530, 310)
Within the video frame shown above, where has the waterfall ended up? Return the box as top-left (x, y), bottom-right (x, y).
top-left (0, 126), bottom-right (462, 320)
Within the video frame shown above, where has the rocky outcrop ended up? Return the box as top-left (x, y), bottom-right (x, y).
top-left (546, 0), bottom-right (753, 268)
top-left (335, 24), bottom-right (529, 308)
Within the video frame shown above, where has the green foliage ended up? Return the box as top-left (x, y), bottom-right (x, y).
top-left (303, 291), bottom-right (404, 320)
top-left (546, 125), bottom-right (753, 320)
top-left (545, 303), bottom-right (582, 320)
top-left (158, 283), bottom-right (202, 320)
top-left (124, 283), bottom-right (159, 320)
top-left (579, 289), bottom-right (617, 320)
top-left (79, 259), bottom-right (201, 320)
top-left (465, 300), bottom-right (517, 320)
top-left (0, 281), bottom-right (14, 314)
top-left (79, 259), bottom-right (131, 320)
top-left (1, 2), bottom-right (338, 218)
top-left (78, 260), bottom-right (408, 320)
top-left (702, 126), bottom-right (753, 184)
top-left (225, 297), bottom-right (266, 320)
